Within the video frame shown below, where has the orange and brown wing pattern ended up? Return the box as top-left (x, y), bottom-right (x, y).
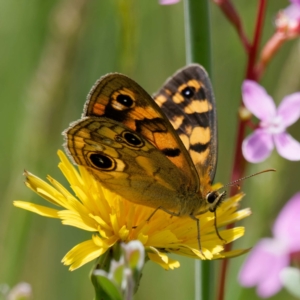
top-left (64, 117), bottom-right (192, 210)
top-left (153, 64), bottom-right (217, 185)
top-left (82, 73), bottom-right (199, 190)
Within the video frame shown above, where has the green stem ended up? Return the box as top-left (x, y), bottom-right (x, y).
top-left (184, 0), bottom-right (211, 70)
top-left (183, 1), bottom-right (212, 300)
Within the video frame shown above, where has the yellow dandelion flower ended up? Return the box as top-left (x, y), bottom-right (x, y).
top-left (14, 150), bottom-right (251, 271)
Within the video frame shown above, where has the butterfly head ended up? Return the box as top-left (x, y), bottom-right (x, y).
top-left (205, 190), bottom-right (226, 213)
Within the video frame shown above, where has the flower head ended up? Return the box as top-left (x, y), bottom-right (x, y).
top-left (239, 192), bottom-right (300, 298)
top-left (242, 80), bottom-right (300, 163)
top-left (275, 0), bottom-right (300, 39)
top-left (14, 150), bottom-right (250, 271)
top-left (3, 283), bottom-right (32, 300)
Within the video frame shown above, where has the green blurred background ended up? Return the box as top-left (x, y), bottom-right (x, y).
top-left (1, 1), bottom-right (300, 299)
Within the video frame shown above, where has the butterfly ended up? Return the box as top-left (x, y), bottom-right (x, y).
top-left (63, 64), bottom-right (226, 252)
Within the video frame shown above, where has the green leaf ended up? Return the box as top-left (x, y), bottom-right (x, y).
top-left (96, 275), bottom-right (123, 300)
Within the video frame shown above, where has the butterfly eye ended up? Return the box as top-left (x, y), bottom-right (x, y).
top-left (181, 86), bottom-right (195, 98)
top-left (206, 191), bottom-right (217, 204)
top-left (116, 94), bottom-right (134, 108)
top-left (122, 132), bottom-right (144, 147)
top-left (206, 191), bottom-right (226, 213)
top-left (89, 153), bottom-right (115, 170)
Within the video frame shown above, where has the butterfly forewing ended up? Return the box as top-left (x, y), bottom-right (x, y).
top-left (64, 117), bottom-right (195, 211)
top-left (153, 65), bottom-right (217, 186)
top-left (82, 73), bottom-right (200, 190)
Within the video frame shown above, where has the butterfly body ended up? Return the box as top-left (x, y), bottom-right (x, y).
top-left (64, 65), bottom-right (225, 242)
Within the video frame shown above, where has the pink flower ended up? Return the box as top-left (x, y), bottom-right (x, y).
top-left (239, 193), bottom-right (300, 298)
top-left (159, 0), bottom-right (180, 4)
top-left (275, 0), bottom-right (300, 38)
top-left (242, 80), bottom-right (300, 163)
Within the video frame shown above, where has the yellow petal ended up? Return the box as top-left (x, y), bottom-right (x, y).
top-left (58, 210), bottom-right (97, 231)
top-left (13, 201), bottom-right (59, 218)
top-left (57, 150), bottom-right (83, 187)
top-left (215, 248), bottom-right (251, 259)
top-left (147, 248), bottom-right (180, 270)
top-left (25, 172), bottom-right (66, 207)
top-left (62, 238), bottom-right (107, 271)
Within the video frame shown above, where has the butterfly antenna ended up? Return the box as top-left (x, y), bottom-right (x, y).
top-left (221, 168), bottom-right (276, 190)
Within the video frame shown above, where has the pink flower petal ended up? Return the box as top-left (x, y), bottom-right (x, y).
top-left (239, 238), bottom-right (289, 298)
top-left (273, 192), bottom-right (300, 251)
top-left (159, 0), bottom-right (180, 4)
top-left (290, 0), bottom-right (300, 6)
top-left (285, 3), bottom-right (300, 20)
top-left (277, 92), bottom-right (300, 127)
top-left (274, 132), bottom-right (300, 160)
top-left (242, 80), bottom-right (276, 121)
top-left (242, 129), bottom-right (274, 163)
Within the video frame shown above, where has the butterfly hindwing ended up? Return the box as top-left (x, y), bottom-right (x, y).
top-left (153, 64), bottom-right (217, 187)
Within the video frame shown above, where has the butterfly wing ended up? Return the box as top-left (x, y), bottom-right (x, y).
top-left (64, 117), bottom-right (190, 211)
top-left (153, 64), bottom-right (217, 187)
top-left (82, 73), bottom-right (199, 191)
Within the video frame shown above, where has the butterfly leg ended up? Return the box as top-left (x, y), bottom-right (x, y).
top-left (146, 206), bottom-right (180, 222)
top-left (189, 214), bottom-right (206, 259)
top-left (131, 207), bottom-right (180, 230)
